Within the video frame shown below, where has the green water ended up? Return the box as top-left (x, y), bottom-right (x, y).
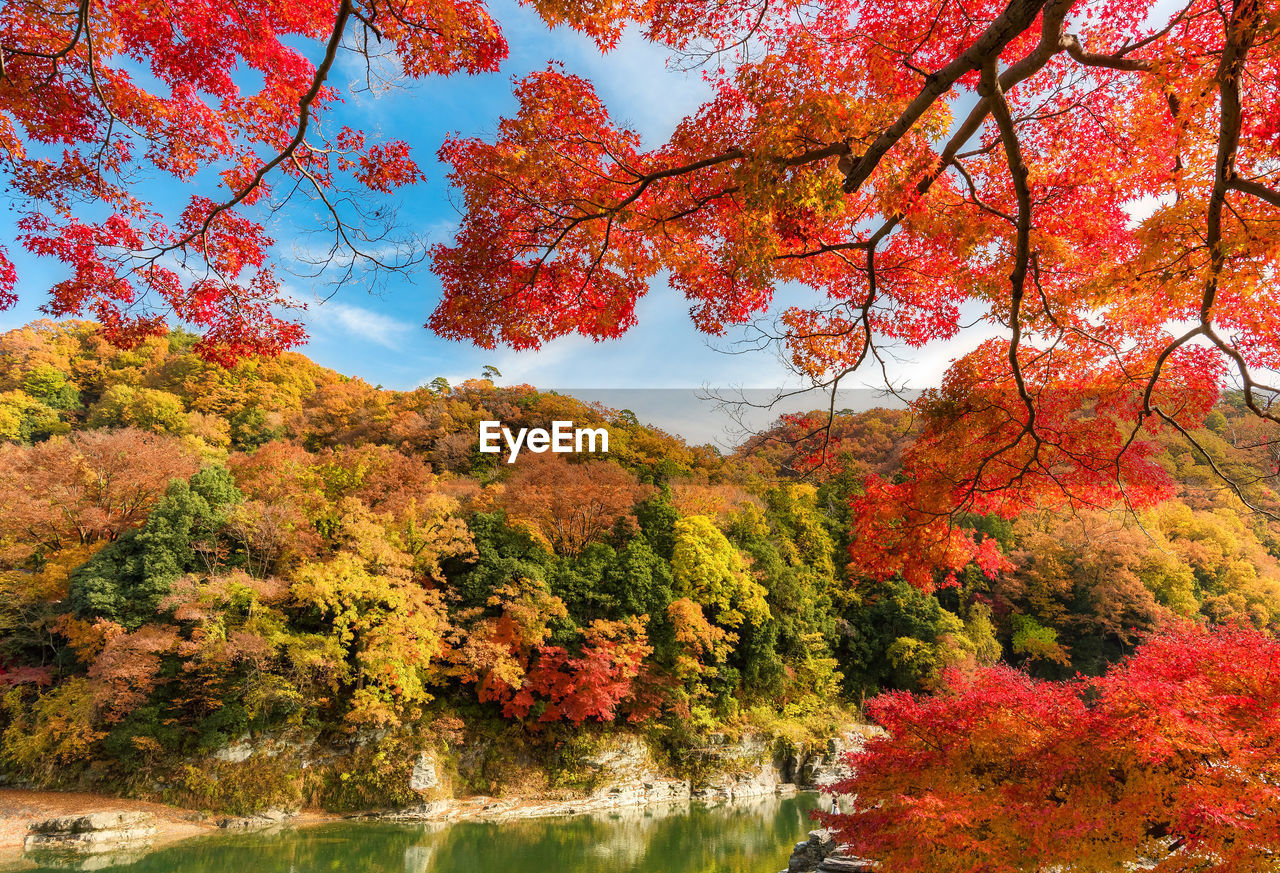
top-left (15, 793), bottom-right (821, 873)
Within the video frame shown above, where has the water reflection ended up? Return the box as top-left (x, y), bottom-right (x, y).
top-left (16, 794), bottom-right (822, 873)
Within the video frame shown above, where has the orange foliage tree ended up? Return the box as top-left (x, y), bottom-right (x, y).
top-left (0, 429), bottom-right (198, 559)
top-left (497, 454), bottom-right (653, 556)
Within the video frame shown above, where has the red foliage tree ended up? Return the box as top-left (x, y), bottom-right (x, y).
top-left (823, 623), bottom-right (1280, 873)
top-left (429, 0), bottom-right (1280, 585)
top-left (0, 0), bottom-right (608, 360)
top-left (485, 617), bottom-right (653, 725)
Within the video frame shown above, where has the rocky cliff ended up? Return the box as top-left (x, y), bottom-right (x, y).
top-left (376, 727), bottom-right (870, 823)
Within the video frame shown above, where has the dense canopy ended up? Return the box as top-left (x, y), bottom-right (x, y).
top-left (0, 322), bottom-right (1278, 846)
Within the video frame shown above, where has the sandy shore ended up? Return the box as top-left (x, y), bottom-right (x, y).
top-left (0, 789), bottom-right (217, 852)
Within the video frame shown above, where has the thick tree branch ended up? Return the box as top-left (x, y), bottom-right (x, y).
top-left (840, 0), bottom-right (1055, 194)
top-left (1228, 177), bottom-right (1280, 208)
top-left (981, 58), bottom-right (1036, 435)
top-left (1061, 34), bottom-right (1154, 71)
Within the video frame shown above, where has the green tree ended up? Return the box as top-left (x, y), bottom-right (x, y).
top-left (839, 578), bottom-right (974, 694)
top-left (448, 512), bottom-right (555, 610)
top-left (20, 365), bottom-right (80, 411)
top-left (228, 406), bottom-right (282, 449)
top-left (635, 494), bottom-right (679, 561)
top-left (66, 467), bottom-right (242, 628)
top-left (0, 390), bottom-right (68, 442)
top-left (600, 539), bottom-right (674, 620)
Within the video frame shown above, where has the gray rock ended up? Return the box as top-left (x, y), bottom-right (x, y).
top-left (818, 858), bottom-right (875, 873)
top-left (786, 829), bottom-right (836, 872)
top-left (409, 751), bottom-right (441, 792)
top-left (781, 828), bottom-right (876, 873)
top-left (806, 731), bottom-right (878, 789)
top-left (583, 736), bottom-right (649, 775)
top-left (589, 777), bottom-right (691, 809)
top-left (25, 812), bottom-right (157, 854)
top-left (689, 731), bottom-right (799, 802)
top-left (28, 812), bottom-right (153, 835)
top-left (212, 737), bottom-right (254, 764)
top-left (373, 723), bottom-right (873, 828)
top-left (377, 800), bottom-right (451, 821)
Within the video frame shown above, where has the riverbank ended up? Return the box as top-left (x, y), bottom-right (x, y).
top-left (1, 785), bottom-right (831, 869)
top-left (0, 789), bottom-right (344, 869)
top-left (0, 789), bottom-right (214, 853)
top-left (0, 727), bottom-right (864, 865)
top-left (0, 777), bottom-right (818, 850)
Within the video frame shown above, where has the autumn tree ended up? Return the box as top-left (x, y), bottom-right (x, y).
top-left (721, 493), bottom-right (843, 702)
top-left (65, 466), bottom-right (243, 628)
top-left (486, 617), bottom-right (652, 725)
top-left (995, 512), bottom-right (1170, 674)
top-left (4, 0), bottom-right (1276, 583)
top-left (155, 571), bottom-right (313, 728)
top-left (426, 0), bottom-right (1280, 592)
top-left (498, 453), bottom-right (653, 556)
top-left (742, 408), bottom-right (913, 483)
top-left (0, 429), bottom-right (198, 561)
top-left (290, 497), bottom-right (471, 727)
top-left (824, 623), bottom-right (1280, 873)
top-left (671, 515), bottom-right (770, 632)
top-left (87, 385), bottom-right (191, 436)
top-left (0, 0), bottom-right (650, 361)
top-left (663, 596), bottom-right (734, 717)
top-left (448, 574), bottom-right (569, 706)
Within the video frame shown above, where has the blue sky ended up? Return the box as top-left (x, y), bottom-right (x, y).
top-left (0, 0), bottom-right (991, 439)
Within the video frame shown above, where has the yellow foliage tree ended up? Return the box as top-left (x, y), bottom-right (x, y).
top-left (671, 515), bottom-right (770, 630)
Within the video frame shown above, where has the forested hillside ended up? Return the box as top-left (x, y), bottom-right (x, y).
top-left (2, 319), bottom-right (1279, 811)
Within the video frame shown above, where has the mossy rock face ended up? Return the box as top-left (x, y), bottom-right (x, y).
top-left (409, 751), bottom-right (444, 796)
top-left (577, 735), bottom-right (650, 777)
top-left (446, 729), bottom-right (537, 797)
top-left (546, 733), bottom-right (653, 794)
top-left (171, 755), bottom-right (303, 815)
top-left (304, 736), bottom-right (426, 813)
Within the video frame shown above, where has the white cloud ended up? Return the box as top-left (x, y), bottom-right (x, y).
top-left (308, 300), bottom-right (414, 349)
top-left (567, 28), bottom-right (712, 148)
top-left (421, 218), bottom-right (461, 246)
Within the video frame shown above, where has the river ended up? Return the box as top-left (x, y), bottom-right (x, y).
top-left (14, 793), bottom-right (823, 873)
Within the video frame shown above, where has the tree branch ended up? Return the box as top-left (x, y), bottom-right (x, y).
top-left (840, 0), bottom-right (1055, 194)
